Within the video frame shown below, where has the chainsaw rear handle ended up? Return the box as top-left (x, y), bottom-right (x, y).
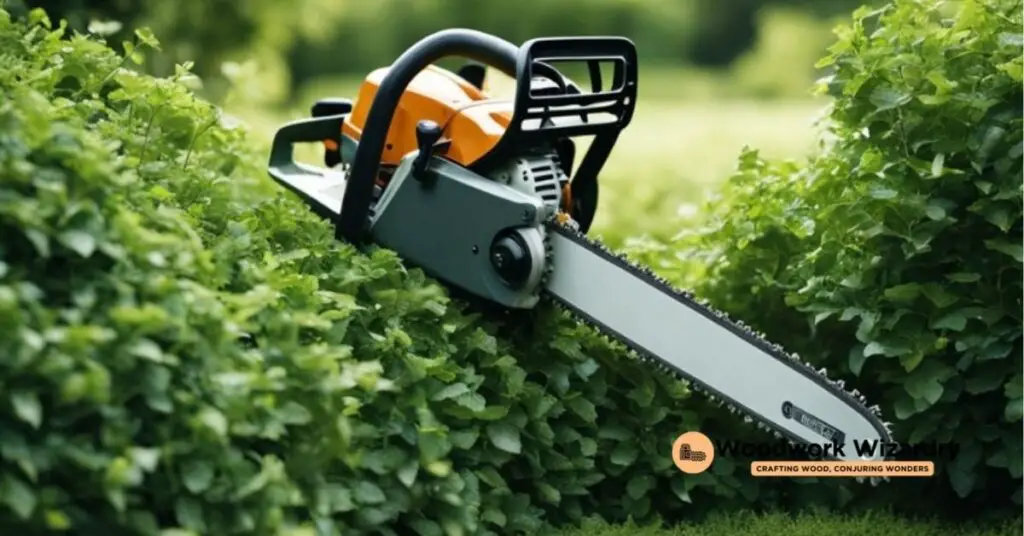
top-left (338, 28), bottom-right (576, 245)
top-left (476, 37), bottom-right (638, 234)
top-left (267, 113), bottom-right (349, 221)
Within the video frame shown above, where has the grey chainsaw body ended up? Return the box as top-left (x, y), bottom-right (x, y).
top-left (267, 28), bottom-right (894, 465)
top-left (270, 122), bottom-right (554, 310)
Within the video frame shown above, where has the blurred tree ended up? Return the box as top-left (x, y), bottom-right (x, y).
top-left (8, 0), bottom-right (871, 104)
top-left (773, 0), bottom-right (876, 17)
top-left (730, 6), bottom-right (839, 98)
top-left (7, 0), bottom-right (349, 102)
top-left (285, 0), bottom-right (698, 91)
top-left (4, 0), bottom-right (141, 30)
top-left (688, 0), bottom-right (760, 66)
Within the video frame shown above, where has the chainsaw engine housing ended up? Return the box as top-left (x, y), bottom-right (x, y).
top-left (267, 29), bottom-right (637, 308)
top-left (342, 65), bottom-right (511, 170)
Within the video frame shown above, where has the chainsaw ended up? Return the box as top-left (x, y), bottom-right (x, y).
top-left (266, 29), bottom-right (894, 465)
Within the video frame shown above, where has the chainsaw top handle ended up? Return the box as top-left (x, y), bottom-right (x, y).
top-left (338, 28), bottom-right (638, 244)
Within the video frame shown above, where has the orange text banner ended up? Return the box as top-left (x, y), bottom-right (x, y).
top-left (750, 461), bottom-right (935, 478)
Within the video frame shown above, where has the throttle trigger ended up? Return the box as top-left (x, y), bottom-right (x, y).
top-left (412, 120), bottom-right (451, 181)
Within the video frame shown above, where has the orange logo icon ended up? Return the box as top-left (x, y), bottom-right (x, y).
top-left (673, 431), bottom-right (715, 474)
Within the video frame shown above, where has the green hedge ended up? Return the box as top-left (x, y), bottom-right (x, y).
top-left (630, 0), bottom-right (1022, 515)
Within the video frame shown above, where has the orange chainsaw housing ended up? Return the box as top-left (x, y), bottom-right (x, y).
top-left (338, 65), bottom-right (513, 168)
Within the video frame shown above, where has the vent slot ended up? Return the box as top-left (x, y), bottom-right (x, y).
top-left (494, 152), bottom-right (567, 215)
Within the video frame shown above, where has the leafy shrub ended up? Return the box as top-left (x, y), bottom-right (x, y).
top-left (632, 0), bottom-right (1022, 515)
top-left (0, 7), bottom-right (807, 535)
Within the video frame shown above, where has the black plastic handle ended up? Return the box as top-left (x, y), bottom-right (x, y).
top-left (513, 37), bottom-right (638, 135)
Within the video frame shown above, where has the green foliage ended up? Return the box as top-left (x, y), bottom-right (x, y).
top-left (635, 0), bottom-right (1023, 514)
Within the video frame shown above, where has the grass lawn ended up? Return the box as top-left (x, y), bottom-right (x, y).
top-left (553, 511), bottom-right (1022, 536)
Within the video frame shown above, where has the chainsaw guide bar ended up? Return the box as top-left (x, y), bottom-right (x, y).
top-left (542, 221), bottom-right (894, 471)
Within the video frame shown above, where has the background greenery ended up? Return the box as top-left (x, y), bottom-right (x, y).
top-left (0, 0), bottom-right (1020, 534)
top-left (8, 0), bottom-right (870, 99)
